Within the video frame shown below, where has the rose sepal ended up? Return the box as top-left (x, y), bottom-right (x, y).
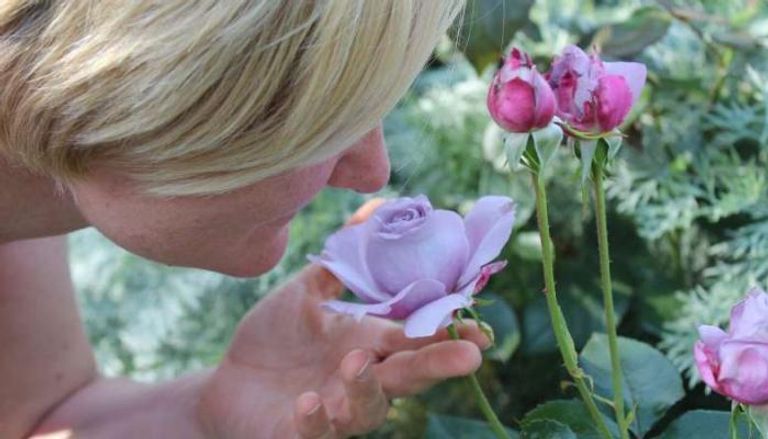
top-left (573, 134), bottom-right (623, 184)
top-left (502, 120), bottom-right (564, 175)
top-left (748, 404), bottom-right (768, 437)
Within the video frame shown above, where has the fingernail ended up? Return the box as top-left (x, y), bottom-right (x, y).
top-left (306, 403), bottom-right (322, 416)
top-left (355, 358), bottom-right (372, 381)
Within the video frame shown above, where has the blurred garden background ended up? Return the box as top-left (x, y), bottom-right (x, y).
top-left (69, 0), bottom-right (768, 437)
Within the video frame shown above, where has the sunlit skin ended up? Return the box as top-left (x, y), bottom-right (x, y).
top-left (0, 124), bottom-right (490, 438)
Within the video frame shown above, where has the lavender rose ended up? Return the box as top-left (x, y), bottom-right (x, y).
top-left (695, 287), bottom-right (768, 405)
top-left (309, 195), bottom-right (515, 338)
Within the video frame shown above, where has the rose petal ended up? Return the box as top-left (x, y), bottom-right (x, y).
top-left (373, 195), bottom-right (432, 239)
top-left (729, 287), bottom-right (768, 339)
top-left (718, 341), bottom-right (768, 404)
top-left (403, 294), bottom-right (473, 338)
top-left (458, 196), bottom-right (515, 287)
top-left (308, 222), bottom-right (389, 303)
top-left (321, 278), bottom-right (447, 321)
top-left (488, 77), bottom-right (537, 133)
top-left (532, 71), bottom-right (557, 129)
top-left (698, 325), bottom-right (728, 349)
top-left (322, 299), bottom-right (392, 322)
top-left (596, 74), bottom-right (633, 132)
top-left (367, 210), bottom-right (469, 294)
top-left (604, 61), bottom-right (647, 104)
top-left (384, 279), bottom-right (448, 319)
top-left (694, 340), bottom-right (722, 393)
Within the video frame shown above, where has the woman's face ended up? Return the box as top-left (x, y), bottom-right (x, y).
top-left (69, 125), bottom-right (390, 277)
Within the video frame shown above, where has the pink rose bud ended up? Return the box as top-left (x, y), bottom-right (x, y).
top-left (547, 45), bottom-right (646, 135)
top-left (487, 48), bottom-right (557, 133)
top-left (694, 287), bottom-right (768, 405)
top-left (309, 195), bottom-right (515, 338)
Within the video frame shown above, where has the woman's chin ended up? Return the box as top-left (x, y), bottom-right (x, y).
top-left (216, 226), bottom-right (291, 278)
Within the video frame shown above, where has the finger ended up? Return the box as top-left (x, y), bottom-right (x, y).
top-left (297, 263), bottom-right (345, 300)
top-left (294, 392), bottom-right (337, 439)
top-left (338, 349), bottom-right (389, 435)
top-left (377, 320), bottom-right (492, 356)
top-left (375, 340), bottom-right (482, 397)
top-left (346, 198), bottom-right (386, 226)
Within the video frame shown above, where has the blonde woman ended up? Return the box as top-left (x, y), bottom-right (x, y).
top-left (0, 1), bottom-right (490, 438)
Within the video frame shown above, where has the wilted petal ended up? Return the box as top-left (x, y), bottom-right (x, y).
top-left (552, 70), bottom-right (579, 120)
top-left (458, 196), bottom-right (515, 287)
top-left (367, 210), bottom-right (469, 294)
top-left (403, 293), bottom-right (473, 338)
top-left (549, 45), bottom-right (591, 84)
top-left (308, 223), bottom-right (389, 303)
top-left (604, 61), bottom-right (647, 103)
top-left (596, 74), bottom-right (633, 132)
top-left (472, 261), bottom-right (508, 294)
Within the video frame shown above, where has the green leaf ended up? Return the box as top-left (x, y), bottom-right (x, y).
top-left (655, 410), bottom-right (753, 439)
top-left (579, 334), bottom-right (685, 437)
top-left (449, 0), bottom-right (534, 73)
top-left (521, 400), bottom-right (619, 439)
top-left (511, 231), bottom-right (543, 262)
top-left (591, 6), bottom-right (672, 58)
top-left (477, 292), bottom-right (521, 362)
top-left (521, 420), bottom-right (577, 439)
top-left (425, 413), bottom-right (519, 439)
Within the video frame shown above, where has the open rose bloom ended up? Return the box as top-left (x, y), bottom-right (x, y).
top-left (310, 195), bottom-right (515, 338)
top-left (695, 287), bottom-right (768, 405)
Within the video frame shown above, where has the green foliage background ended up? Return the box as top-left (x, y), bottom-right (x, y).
top-left (69, 0), bottom-right (768, 436)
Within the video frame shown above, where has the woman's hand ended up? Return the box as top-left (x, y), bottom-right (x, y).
top-left (198, 264), bottom-right (490, 438)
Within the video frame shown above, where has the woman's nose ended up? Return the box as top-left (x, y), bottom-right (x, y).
top-left (327, 125), bottom-right (390, 193)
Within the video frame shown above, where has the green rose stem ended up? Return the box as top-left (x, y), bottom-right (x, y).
top-left (447, 324), bottom-right (511, 439)
top-left (531, 172), bottom-right (613, 439)
top-left (592, 165), bottom-right (630, 439)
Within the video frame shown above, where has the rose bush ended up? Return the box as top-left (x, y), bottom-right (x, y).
top-left (310, 195), bottom-right (515, 338)
top-left (695, 287), bottom-right (768, 405)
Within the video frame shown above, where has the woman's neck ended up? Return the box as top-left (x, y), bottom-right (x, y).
top-left (0, 157), bottom-right (88, 243)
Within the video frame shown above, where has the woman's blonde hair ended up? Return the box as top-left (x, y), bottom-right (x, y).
top-left (0, 0), bottom-right (463, 195)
